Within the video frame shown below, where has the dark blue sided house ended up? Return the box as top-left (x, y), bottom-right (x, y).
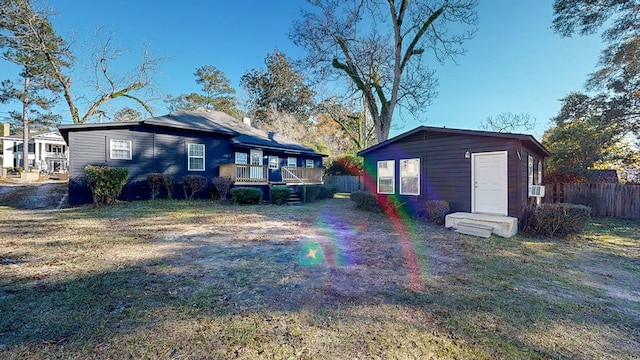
top-left (358, 126), bottom-right (550, 238)
top-left (58, 109), bottom-right (325, 205)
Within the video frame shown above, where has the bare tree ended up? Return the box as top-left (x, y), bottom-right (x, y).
top-left (291, 0), bottom-right (477, 141)
top-left (0, 0), bottom-right (161, 124)
top-left (479, 112), bottom-right (536, 133)
top-left (0, 0), bottom-right (66, 169)
top-left (317, 97), bottom-right (377, 151)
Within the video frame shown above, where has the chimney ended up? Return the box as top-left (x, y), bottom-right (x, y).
top-left (2, 123), bottom-right (9, 137)
top-left (242, 117), bottom-right (251, 126)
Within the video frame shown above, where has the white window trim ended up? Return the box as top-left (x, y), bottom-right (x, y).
top-left (528, 155), bottom-right (534, 186)
top-left (235, 152), bottom-right (248, 165)
top-left (377, 160), bottom-right (395, 194)
top-left (537, 160), bottom-right (543, 184)
top-left (305, 159), bottom-right (314, 168)
top-left (400, 158), bottom-right (420, 195)
top-left (110, 139), bottom-right (132, 160)
top-left (287, 157), bottom-right (297, 167)
top-left (188, 143), bottom-right (205, 171)
top-left (268, 155), bottom-right (279, 169)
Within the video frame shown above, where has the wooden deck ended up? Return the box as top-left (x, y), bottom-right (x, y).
top-left (219, 164), bottom-right (323, 185)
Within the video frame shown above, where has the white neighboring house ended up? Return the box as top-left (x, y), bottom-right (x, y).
top-left (1, 123), bottom-right (69, 172)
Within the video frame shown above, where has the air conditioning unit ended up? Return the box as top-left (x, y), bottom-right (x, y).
top-left (529, 185), bottom-right (545, 197)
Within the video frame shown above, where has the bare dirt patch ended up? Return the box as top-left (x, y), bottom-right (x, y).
top-left (0, 181), bottom-right (67, 209)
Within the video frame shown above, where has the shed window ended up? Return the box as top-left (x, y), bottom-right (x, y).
top-left (287, 157), bottom-right (297, 167)
top-left (377, 160), bottom-right (395, 194)
top-left (110, 139), bottom-right (132, 160)
top-left (528, 155), bottom-right (534, 187)
top-left (268, 156), bottom-right (279, 169)
top-left (537, 160), bottom-right (543, 184)
top-left (305, 159), bottom-right (314, 168)
top-left (400, 158), bottom-right (420, 195)
top-left (235, 152), bottom-right (248, 165)
top-left (188, 143), bottom-right (205, 171)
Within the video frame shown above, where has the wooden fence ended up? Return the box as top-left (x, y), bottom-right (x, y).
top-left (324, 175), bottom-right (363, 193)
top-left (544, 183), bottom-right (640, 220)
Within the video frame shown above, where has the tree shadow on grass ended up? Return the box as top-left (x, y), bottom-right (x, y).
top-left (0, 201), bottom-right (638, 358)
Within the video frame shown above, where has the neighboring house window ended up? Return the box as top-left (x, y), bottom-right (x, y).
top-left (268, 156), bottom-right (279, 169)
top-left (287, 157), bottom-right (297, 167)
top-left (188, 143), bottom-right (205, 171)
top-left (235, 152), bottom-right (248, 165)
top-left (538, 160), bottom-right (543, 184)
top-left (377, 160), bottom-right (395, 194)
top-left (400, 158), bottom-right (420, 195)
top-left (305, 159), bottom-right (314, 168)
top-left (110, 139), bottom-right (132, 160)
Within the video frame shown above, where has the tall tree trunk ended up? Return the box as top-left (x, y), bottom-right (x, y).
top-left (22, 75), bottom-right (29, 171)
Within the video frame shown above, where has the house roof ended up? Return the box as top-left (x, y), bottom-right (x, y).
top-left (357, 126), bottom-right (550, 157)
top-left (58, 109), bottom-right (324, 156)
top-left (1, 130), bottom-right (65, 142)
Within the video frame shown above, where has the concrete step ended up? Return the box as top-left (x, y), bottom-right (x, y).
top-left (454, 221), bottom-right (493, 238)
top-left (445, 212), bottom-right (518, 238)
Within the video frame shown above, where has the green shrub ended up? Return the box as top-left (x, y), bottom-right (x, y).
top-left (230, 187), bottom-right (263, 204)
top-left (528, 203), bottom-right (591, 238)
top-left (350, 191), bottom-right (380, 212)
top-left (212, 176), bottom-right (232, 201)
top-left (317, 184), bottom-right (337, 199)
top-left (425, 200), bottom-right (450, 225)
top-left (182, 175), bottom-right (207, 199)
top-left (270, 186), bottom-right (291, 205)
top-left (85, 165), bottom-right (129, 206)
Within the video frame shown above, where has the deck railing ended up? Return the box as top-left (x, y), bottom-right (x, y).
top-left (219, 164), bottom-right (323, 185)
top-left (282, 166), bottom-right (323, 184)
top-left (219, 164), bottom-right (268, 183)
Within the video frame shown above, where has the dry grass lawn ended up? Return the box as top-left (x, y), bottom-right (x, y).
top-left (0, 193), bottom-right (638, 359)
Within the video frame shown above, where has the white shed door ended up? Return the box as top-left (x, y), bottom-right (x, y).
top-left (472, 151), bottom-right (508, 215)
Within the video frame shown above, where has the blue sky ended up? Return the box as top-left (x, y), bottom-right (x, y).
top-left (1, 0), bottom-right (603, 139)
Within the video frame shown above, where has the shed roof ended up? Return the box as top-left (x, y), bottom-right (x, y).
top-left (357, 126), bottom-right (550, 157)
top-left (59, 109), bottom-right (324, 156)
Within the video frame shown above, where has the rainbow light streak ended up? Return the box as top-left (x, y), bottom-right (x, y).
top-left (298, 209), bottom-right (359, 268)
top-left (360, 147), bottom-right (429, 291)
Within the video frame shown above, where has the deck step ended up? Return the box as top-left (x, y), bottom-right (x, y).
top-left (454, 222), bottom-right (493, 238)
top-left (286, 190), bottom-right (302, 205)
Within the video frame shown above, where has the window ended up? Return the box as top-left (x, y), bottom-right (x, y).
top-left (188, 143), bottom-right (205, 171)
top-left (528, 155), bottom-right (534, 187)
top-left (377, 160), bottom-right (395, 194)
top-left (110, 139), bottom-right (132, 160)
top-left (400, 158), bottom-right (420, 195)
top-left (305, 159), bottom-right (314, 168)
top-left (268, 155), bottom-right (279, 169)
top-left (235, 152), bottom-right (248, 165)
top-left (287, 157), bottom-right (297, 167)
top-left (537, 160), bottom-right (543, 184)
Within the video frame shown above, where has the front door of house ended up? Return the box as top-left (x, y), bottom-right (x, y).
top-left (472, 151), bottom-right (508, 215)
top-left (250, 149), bottom-right (263, 180)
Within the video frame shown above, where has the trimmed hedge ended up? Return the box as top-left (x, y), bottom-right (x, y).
top-left (212, 176), bottom-right (232, 201)
top-left (299, 184), bottom-right (337, 202)
top-left (85, 165), bottom-right (129, 206)
top-left (182, 175), bottom-right (207, 199)
top-left (527, 203), bottom-right (592, 238)
top-left (350, 191), bottom-right (380, 212)
top-left (230, 187), bottom-right (263, 204)
top-left (425, 200), bottom-right (450, 225)
top-left (270, 186), bottom-right (292, 205)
